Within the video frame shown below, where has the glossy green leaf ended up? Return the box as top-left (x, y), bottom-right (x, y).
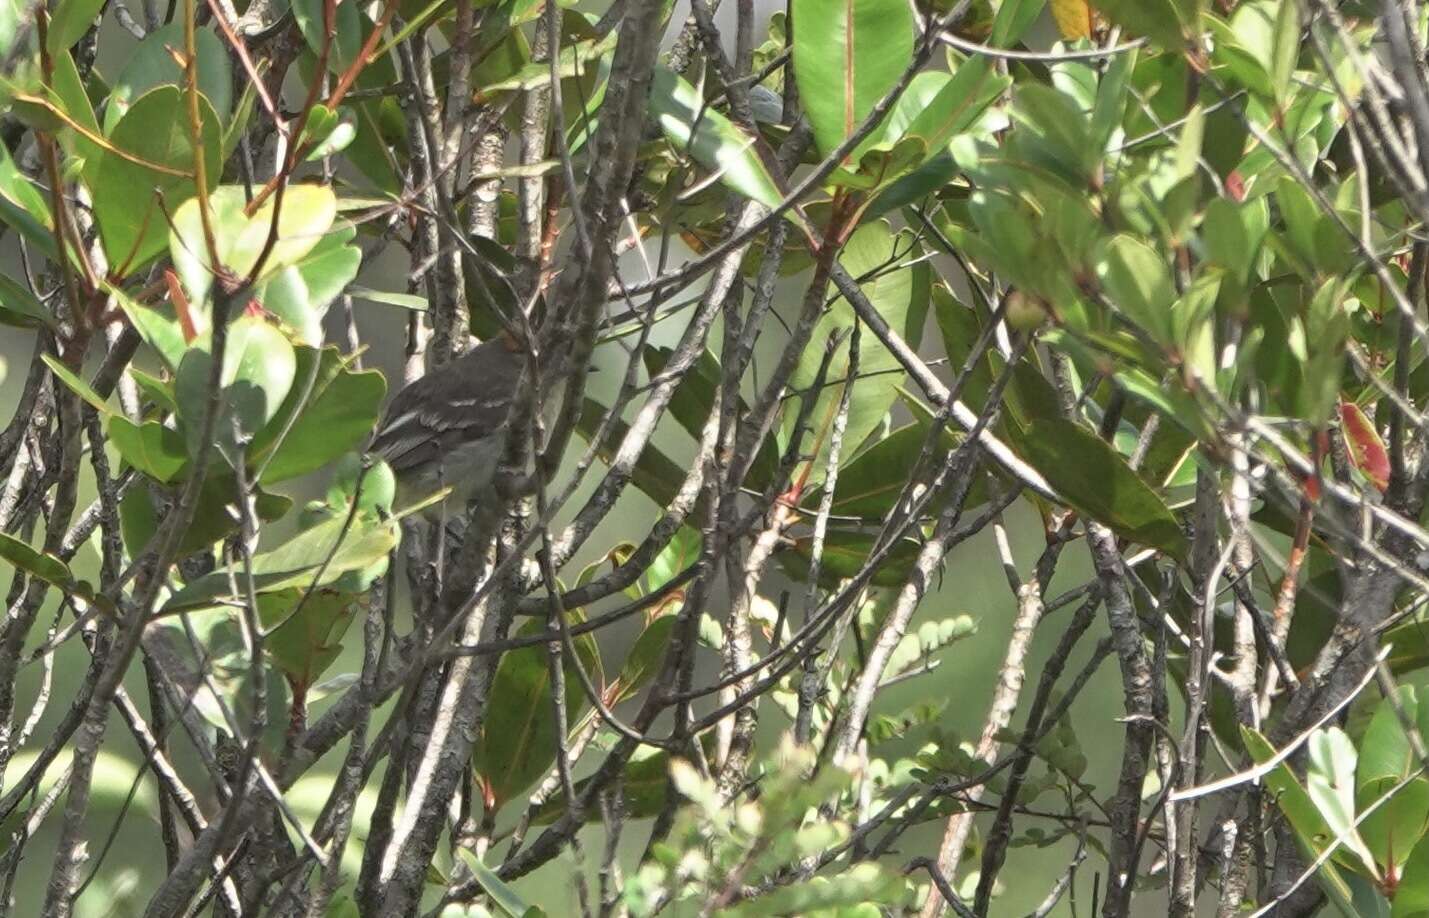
top-left (610, 615), bottom-right (676, 704)
top-left (647, 67), bottom-right (786, 211)
top-left (40, 354), bottom-right (108, 414)
top-left (780, 530), bottom-right (922, 588)
top-left (102, 22), bottom-right (232, 132)
top-left (1306, 727), bottom-right (1381, 879)
top-left (820, 423), bottom-right (930, 519)
top-left (1394, 836), bottom-right (1429, 918)
top-left (784, 223), bottom-right (929, 481)
top-left (249, 224), bottom-right (362, 346)
top-left (455, 849), bottom-right (544, 918)
top-left (1095, 234), bottom-right (1176, 345)
top-left (110, 417), bottom-right (189, 483)
top-left (251, 345), bottom-right (387, 484)
top-left (1015, 417), bottom-right (1188, 558)
top-left (162, 511), bottom-right (396, 612)
top-left (0, 272), bottom-right (53, 330)
top-left (174, 316), bottom-right (297, 463)
top-left (0, 143), bottom-right (56, 259)
top-left (475, 614), bottom-right (601, 806)
top-left (293, 0), bottom-right (363, 74)
top-left (1243, 725), bottom-right (1360, 901)
top-left (93, 87), bottom-right (222, 274)
top-left (46, 0), bottom-right (105, 55)
top-left (0, 533), bottom-right (85, 598)
top-left (170, 184), bottom-right (340, 320)
top-left (258, 588), bottom-right (361, 689)
top-left (109, 284), bottom-right (188, 371)
top-left (903, 56), bottom-right (1006, 153)
top-left (791, 0), bottom-right (913, 159)
top-left (990, 0), bottom-right (1045, 46)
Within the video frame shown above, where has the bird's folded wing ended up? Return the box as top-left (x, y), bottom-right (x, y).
top-left (371, 392), bottom-right (513, 473)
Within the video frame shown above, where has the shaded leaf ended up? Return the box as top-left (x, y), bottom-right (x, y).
top-left (162, 511), bottom-right (396, 612)
top-left (1015, 417), bottom-right (1188, 558)
top-left (780, 530), bottom-right (922, 587)
top-left (475, 614), bottom-right (601, 806)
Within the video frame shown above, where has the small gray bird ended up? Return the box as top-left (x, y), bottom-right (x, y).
top-left (370, 333), bottom-right (532, 513)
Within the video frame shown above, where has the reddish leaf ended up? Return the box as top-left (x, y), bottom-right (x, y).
top-left (1340, 401), bottom-right (1390, 492)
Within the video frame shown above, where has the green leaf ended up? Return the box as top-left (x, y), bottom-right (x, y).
top-left (531, 741), bottom-right (714, 826)
top-left (576, 398), bottom-right (689, 509)
top-left (119, 470), bottom-right (290, 559)
top-left (455, 850), bottom-right (543, 918)
top-left (0, 533), bottom-right (90, 602)
top-left (109, 283), bottom-right (188, 371)
top-left (642, 346), bottom-right (779, 486)
top-left (0, 143), bottom-right (56, 259)
top-left (49, 48), bottom-right (101, 165)
top-left (162, 511), bottom-right (396, 612)
top-left (820, 423), bottom-right (929, 519)
top-left (990, 0), bottom-right (1046, 46)
top-left (293, 0), bottom-right (364, 74)
top-left (92, 86), bottom-right (222, 275)
top-left (610, 615), bottom-right (676, 704)
top-left (174, 316), bottom-right (298, 463)
top-left (1269, 0), bottom-right (1302, 102)
top-left (1202, 196), bottom-right (1269, 284)
top-left (129, 367), bottom-right (178, 415)
top-left (169, 184), bottom-right (340, 321)
top-left (1094, 0), bottom-right (1200, 51)
top-left (1015, 417), bottom-right (1188, 558)
top-left (474, 615), bottom-right (602, 806)
top-left (482, 31), bottom-right (616, 92)
top-left (110, 417), bottom-right (189, 483)
top-left (1306, 727), bottom-right (1381, 879)
top-left (1394, 835), bottom-right (1429, 918)
top-left (902, 56), bottom-right (1007, 153)
top-left (779, 530), bottom-right (922, 588)
top-left (1090, 44), bottom-right (1137, 152)
top-left (102, 22), bottom-right (233, 132)
top-left (1355, 688), bottom-right (1429, 873)
top-left (884, 615), bottom-right (978, 681)
top-left (791, 0), bottom-right (913, 159)
top-left (46, 0), bottom-right (105, 56)
top-left (784, 223), bottom-right (930, 481)
top-left (258, 588), bottom-right (361, 689)
top-left (1095, 234), bottom-right (1177, 345)
top-left (249, 224), bottom-right (362, 346)
top-left (40, 354), bottom-right (109, 414)
top-left (1243, 725), bottom-right (1360, 909)
top-left (1013, 82), bottom-right (1093, 179)
top-left (644, 525), bottom-right (702, 595)
top-left (1357, 687), bottom-right (1425, 794)
top-left (250, 345), bottom-right (387, 484)
top-left (0, 0), bottom-right (23, 67)
top-left (647, 68), bottom-right (786, 212)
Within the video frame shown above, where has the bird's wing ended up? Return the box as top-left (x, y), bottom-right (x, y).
top-left (372, 387), bottom-right (517, 473)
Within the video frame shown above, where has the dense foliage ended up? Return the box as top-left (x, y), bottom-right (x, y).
top-left (2, 0), bottom-right (1429, 915)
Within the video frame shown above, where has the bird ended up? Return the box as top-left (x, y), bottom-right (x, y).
top-left (369, 332), bottom-right (535, 514)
